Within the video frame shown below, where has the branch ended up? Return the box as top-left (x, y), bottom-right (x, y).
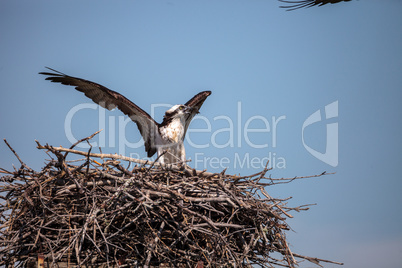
top-left (35, 140), bottom-right (217, 177)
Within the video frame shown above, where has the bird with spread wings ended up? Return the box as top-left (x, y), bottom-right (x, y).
top-left (40, 68), bottom-right (211, 165)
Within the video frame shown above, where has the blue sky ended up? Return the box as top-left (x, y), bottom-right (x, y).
top-left (1, 0), bottom-right (402, 267)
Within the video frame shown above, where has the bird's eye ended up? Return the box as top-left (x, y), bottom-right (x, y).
top-left (179, 106), bottom-right (184, 110)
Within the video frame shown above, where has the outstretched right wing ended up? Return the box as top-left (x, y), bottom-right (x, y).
top-left (183, 90), bottom-right (212, 136)
top-left (39, 67), bottom-right (160, 157)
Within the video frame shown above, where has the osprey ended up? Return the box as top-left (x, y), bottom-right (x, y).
top-left (39, 68), bottom-right (211, 165)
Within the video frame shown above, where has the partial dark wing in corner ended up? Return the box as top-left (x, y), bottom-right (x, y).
top-left (183, 90), bottom-right (212, 136)
top-left (279, 0), bottom-right (351, 11)
top-left (39, 67), bottom-right (159, 157)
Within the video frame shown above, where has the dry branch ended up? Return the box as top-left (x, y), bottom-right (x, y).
top-left (0, 133), bottom-right (342, 267)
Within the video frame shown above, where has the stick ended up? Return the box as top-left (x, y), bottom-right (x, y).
top-left (35, 141), bottom-right (216, 177)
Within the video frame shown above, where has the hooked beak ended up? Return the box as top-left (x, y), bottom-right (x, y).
top-left (184, 106), bottom-right (197, 114)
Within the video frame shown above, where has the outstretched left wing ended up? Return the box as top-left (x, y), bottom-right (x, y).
top-left (39, 67), bottom-right (160, 157)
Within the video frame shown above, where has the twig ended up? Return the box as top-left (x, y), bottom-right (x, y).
top-left (35, 141), bottom-right (215, 177)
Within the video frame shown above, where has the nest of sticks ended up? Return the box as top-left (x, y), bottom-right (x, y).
top-left (0, 132), bottom-right (342, 267)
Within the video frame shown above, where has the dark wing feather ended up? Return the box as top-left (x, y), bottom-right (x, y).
top-left (39, 67), bottom-right (159, 157)
top-left (279, 0), bottom-right (351, 11)
top-left (185, 91), bottom-right (212, 110)
top-left (183, 91), bottom-right (211, 136)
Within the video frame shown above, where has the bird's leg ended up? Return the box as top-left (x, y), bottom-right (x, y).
top-left (179, 142), bottom-right (189, 169)
top-left (156, 147), bottom-right (165, 165)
